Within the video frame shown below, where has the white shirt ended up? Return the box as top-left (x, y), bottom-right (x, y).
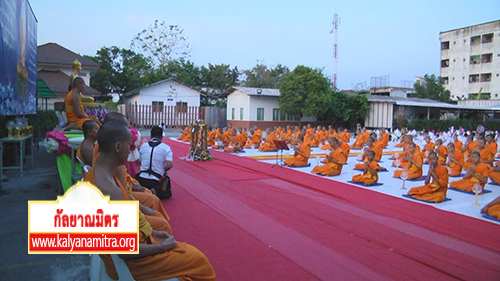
top-left (139, 138), bottom-right (173, 181)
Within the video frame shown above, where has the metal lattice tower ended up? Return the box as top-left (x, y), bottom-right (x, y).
top-left (330, 13), bottom-right (340, 89)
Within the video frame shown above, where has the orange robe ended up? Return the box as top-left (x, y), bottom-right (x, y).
top-left (340, 142), bottom-right (350, 156)
top-left (284, 142), bottom-right (311, 167)
top-left (381, 132), bottom-right (389, 148)
top-left (485, 204), bottom-right (500, 219)
top-left (454, 140), bottom-right (463, 151)
top-left (489, 164), bottom-right (500, 184)
top-left (488, 141), bottom-right (498, 156)
top-left (320, 143), bottom-right (332, 150)
top-left (448, 150), bottom-right (464, 176)
top-left (178, 127), bottom-right (189, 140)
top-left (64, 90), bottom-right (91, 129)
top-left (464, 141), bottom-right (478, 158)
top-left (207, 131), bottom-right (215, 146)
top-left (355, 142), bottom-right (383, 170)
top-left (258, 132), bottom-right (278, 152)
top-left (83, 168), bottom-right (215, 281)
top-left (312, 148), bottom-right (346, 176)
top-left (351, 134), bottom-right (365, 149)
top-left (408, 165), bottom-right (449, 203)
top-left (436, 145), bottom-right (449, 165)
top-left (450, 163), bottom-right (490, 192)
top-left (245, 133), bottom-right (261, 148)
top-left (352, 160), bottom-right (380, 185)
top-left (394, 153), bottom-right (423, 180)
top-left (284, 129), bottom-right (293, 142)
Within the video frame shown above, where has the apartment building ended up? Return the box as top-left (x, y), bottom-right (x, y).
top-left (440, 20), bottom-right (500, 100)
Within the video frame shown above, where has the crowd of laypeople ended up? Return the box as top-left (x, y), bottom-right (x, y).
top-left (177, 124), bottom-right (500, 219)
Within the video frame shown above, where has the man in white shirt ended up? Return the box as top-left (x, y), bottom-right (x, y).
top-left (137, 126), bottom-right (174, 199)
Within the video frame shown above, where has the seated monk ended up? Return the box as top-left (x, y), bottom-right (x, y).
top-left (450, 151), bottom-right (490, 193)
top-left (407, 152), bottom-right (449, 203)
top-left (225, 129), bottom-right (244, 153)
top-left (258, 128), bottom-right (278, 152)
top-left (423, 136), bottom-right (435, 158)
top-left (453, 134), bottom-right (463, 151)
top-left (312, 137), bottom-right (346, 176)
top-left (481, 196), bottom-right (500, 219)
top-left (77, 119), bottom-right (98, 167)
top-left (381, 129), bottom-right (389, 148)
top-left (489, 161), bottom-right (500, 184)
top-left (306, 124), bottom-right (313, 135)
top-left (245, 129), bottom-right (261, 148)
top-left (177, 126), bottom-right (189, 140)
top-left (394, 143), bottom-right (423, 180)
top-left (84, 121), bottom-right (215, 280)
top-left (351, 150), bottom-right (380, 186)
top-left (310, 128), bottom-right (320, 147)
top-left (342, 128), bottom-right (350, 143)
top-left (486, 133), bottom-right (498, 158)
top-left (446, 143), bottom-right (464, 177)
top-left (465, 138), bottom-right (494, 170)
top-left (181, 126), bottom-right (192, 142)
top-left (362, 127), bottom-right (370, 142)
top-left (284, 126), bottom-right (293, 143)
top-left (284, 133), bottom-right (311, 167)
top-left (435, 139), bottom-right (449, 165)
top-left (355, 136), bottom-right (383, 170)
top-left (350, 129), bottom-right (365, 149)
top-left (207, 128), bottom-right (215, 146)
top-left (462, 134), bottom-right (477, 160)
top-left (395, 128), bottom-right (407, 147)
top-left (64, 77), bottom-right (99, 130)
top-left (320, 141), bottom-right (332, 150)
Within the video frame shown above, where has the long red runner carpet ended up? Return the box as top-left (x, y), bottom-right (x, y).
top-left (162, 140), bottom-right (500, 280)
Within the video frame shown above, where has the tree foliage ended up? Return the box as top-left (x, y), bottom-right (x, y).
top-left (325, 90), bottom-right (370, 125)
top-left (242, 63), bottom-right (290, 88)
top-left (131, 20), bottom-right (190, 72)
top-left (279, 65), bottom-right (331, 119)
top-left (85, 46), bottom-right (152, 97)
top-left (412, 74), bottom-right (451, 102)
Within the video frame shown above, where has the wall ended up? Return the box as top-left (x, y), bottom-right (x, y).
top-left (440, 20), bottom-right (500, 100)
top-left (126, 80), bottom-right (201, 107)
top-left (226, 90), bottom-right (250, 121)
top-left (457, 99), bottom-right (500, 107)
top-left (365, 102), bottom-right (394, 129)
top-left (249, 95), bottom-right (280, 121)
top-left (228, 120), bottom-right (343, 130)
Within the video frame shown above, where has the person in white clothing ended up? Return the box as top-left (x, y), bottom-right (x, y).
top-left (136, 126), bottom-right (174, 199)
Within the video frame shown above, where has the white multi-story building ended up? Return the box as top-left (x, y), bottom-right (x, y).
top-left (440, 20), bottom-right (500, 101)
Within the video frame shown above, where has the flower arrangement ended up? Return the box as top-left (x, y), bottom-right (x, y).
top-left (186, 120), bottom-right (212, 161)
top-left (84, 106), bottom-right (108, 124)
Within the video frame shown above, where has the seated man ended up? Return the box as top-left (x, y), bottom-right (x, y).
top-left (453, 134), bottom-right (463, 151)
top-left (355, 136), bottom-right (383, 170)
top-left (450, 151), bottom-right (489, 193)
top-left (481, 196), bottom-right (500, 219)
top-left (64, 77), bottom-right (98, 130)
top-left (381, 129), bottom-right (390, 148)
top-left (137, 126), bottom-right (174, 199)
top-left (407, 152), bottom-right (449, 203)
top-left (77, 119), bottom-right (98, 166)
top-left (177, 126), bottom-right (190, 140)
top-left (423, 136), bottom-right (435, 156)
top-left (394, 143), bottom-right (423, 180)
top-left (245, 129), bottom-right (261, 148)
top-left (84, 121), bottom-right (215, 281)
top-left (446, 143), bottom-right (464, 177)
top-left (486, 133), bottom-right (498, 157)
top-left (351, 150), bottom-right (380, 186)
top-left (284, 133), bottom-right (311, 167)
top-left (207, 127), bottom-right (215, 147)
top-left (258, 128), bottom-right (278, 152)
top-left (312, 137), bottom-right (346, 176)
top-left (435, 139), bottom-right (449, 165)
top-left (350, 129), bottom-right (365, 149)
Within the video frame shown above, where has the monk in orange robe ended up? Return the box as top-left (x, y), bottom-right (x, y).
top-left (450, 151), bottom-right (490, 193)
top-left (64, 77), bottom-right (101, 130)
top-left (178, 127), bottom-right (189, 140)
top-left (408, 152), bottom-right (449, 203)
top-left (423, 136), bottom-right (435, 156)
top-left (381, 129), bottom-right (390, 148)
top-left (394, 143), bottom-right (423, 180)
top-left (435, 139), bottom-right (449, 165)
top-left (284, 134), bottom-right (311, 167)
top-left (339, 141), bottom-right (350, 156)
top-left (77, 120), bottom-right (98, 167)
top-left (481, 196), bottom-right (500, 219)
top-left (351, 129), bottom-right (365, 149)
top-left (84, 122), bottom-right (215, 281)
top-left (306, 124), bottom-right (313, 135)
top-left (312, 138), bottom-right (346, 176)
top-left (486, 133), bottom-right (498, 157)
top-left (284, 127), bottom-right (293, 143)
top-left (207, 128), bottom-right (215, 146)
top-left (258, 128), bottom-right (278, 152)
top-left (462, 134), bottom-right (477, 159)
top-left (465, 138), bottom-right (494, 170)
top-left (355, 136), bottom-right (383, 170)
top-left (351, 150), bottom-right (380, 186)
top-left (446, 143), bottom-right (464, 176)
top-left (489, 161), bottom-right (500, 184)
top-left (245, 129), bottom-right (261, 148)
top-left (453, 134), bottom-right (463, 151)
top-left (362, 128), bottom-right (370, 142)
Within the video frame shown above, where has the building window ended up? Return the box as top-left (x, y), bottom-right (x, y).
top-left (441, 59), bottom-right (449, 68)
top-left (272, 108), bottom-right (280, 121)
top-left (480, 73), bottom-right (492, 82)
top-left (240, 108), bottom-right (243, 120)
top-left (496, 94), bottom-right (498, 98)
top-left (453, 59), bottom-right (456, 62)
top-left (257, 108), bottom-right (264, 121)
top-left (442, 77), bottom-right (449, 85)
top-left (441, 41), bottom-right (450, 50)
top-left (453, 77), bottom-right (455, 80)
top-left (231, 108), bottom-right (235, 120)
top-left (152, 101), bottom-right (164, 113)
top-left (176, 101), bottom-right (187, 113)
top-left (463, 58), bottom-right (466, 62)
top-left (470, 55), bottom-right (480, 65)
top-left (482, 33), bottom-right (493, 44)
top-left (471, 35), bottom-right (480, 46)
top-left (481, 53), bottom-right (493, 63)
top-left (469, 74), bottom-right (479, 83)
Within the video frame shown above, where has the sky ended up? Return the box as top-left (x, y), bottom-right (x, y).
top-left (30, 0), bottom-right (500, 90)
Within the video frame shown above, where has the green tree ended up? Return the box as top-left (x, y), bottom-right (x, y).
top-left (279, 65), bottom-right (331, 124)
top-left (326, 90), bottom-right (370, 126)
top-left (86, 46), bottom-right (152, 97)
top-left (131, 20), bottom-right (190, 72)
top-left (242, 63), bottom-right (289, 88)
top-left (412, 74), bottom-right (451, 102)
top-left (200, 63), bottom-right (239, 106)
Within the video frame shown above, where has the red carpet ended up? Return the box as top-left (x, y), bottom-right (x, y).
top-left (162, 140), bottom-right (500, 280)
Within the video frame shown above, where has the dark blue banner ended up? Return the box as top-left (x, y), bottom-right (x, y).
top-left (0, 0), bottom-right (37, 116)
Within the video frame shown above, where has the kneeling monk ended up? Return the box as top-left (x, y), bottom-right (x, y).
top-left (84, 121), bottom-right (215, 281)
top-left (312, 137), bottom-right (346, 176)
top-left (450, 151), bottom-right (490, 193)
top-left (407, 152), bottom-right (449, 203)
top-left (351, 150), bottom-right (380, 186)
top-left (284, 133), bottom-right (311, 167)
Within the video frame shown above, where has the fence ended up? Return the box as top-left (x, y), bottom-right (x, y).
top-left (125, 103), bottom-right (227, 128)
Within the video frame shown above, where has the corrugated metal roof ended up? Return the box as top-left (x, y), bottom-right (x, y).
top-left (233, 87), bottom-right (281, 97)
top-left (368, 95), bottom-right (495, 111)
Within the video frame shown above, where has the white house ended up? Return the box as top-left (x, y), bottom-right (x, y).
top-left (123, 78), bottom-right (201, 108)
top-left (222, 86), bottom-right (311, 129)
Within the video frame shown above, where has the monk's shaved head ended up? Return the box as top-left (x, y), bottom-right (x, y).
top-left (98, 120), bottom-right (131, 155)
top-left (103, 112), bottom-right (128, 125)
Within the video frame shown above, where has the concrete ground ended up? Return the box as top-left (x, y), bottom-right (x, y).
top-left (0, 146), bottom-right (89, 281)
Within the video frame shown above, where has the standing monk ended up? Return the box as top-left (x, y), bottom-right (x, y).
top-left (312, 138), bottom-right (346, 176)
top-left (284, 134), bottom-right (311, 167)
top-left (407, 152), bottom-right (449, 203)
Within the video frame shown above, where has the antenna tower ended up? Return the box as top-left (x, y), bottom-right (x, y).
top-left (330, 13), bottom-right (340, 89)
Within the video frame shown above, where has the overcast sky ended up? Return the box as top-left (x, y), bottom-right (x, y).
top-left (30, 0), bottom-right (499, 89)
